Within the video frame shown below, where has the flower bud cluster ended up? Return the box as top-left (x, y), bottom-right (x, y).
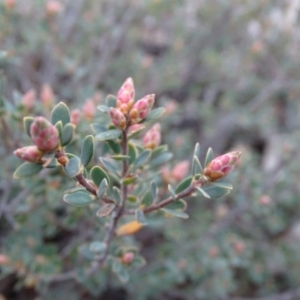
top-left (109, 78), bottom-right (155, 130)
top-left (14, 116), bottom-right (60, 163)
top-left (143, 124), bottom-right (161, 149)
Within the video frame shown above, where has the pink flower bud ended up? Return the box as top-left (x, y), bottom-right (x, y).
top-left (109, 107), bottom-right (126, 130)
top-left (82, 99), bottom-right (96, 120)
top-left (46, 0), bottom-right (64, 15)
top-left (121, 252), bottom-right (135, 264)
top-left (30, 117), bottom-right (60, 152)
top-left (13, 146), bottom-right (43, 163)
top-left (129, 94), bottom-right (155, 124)
top-left (117, 78), bottom-right (135, 107)
top-left (128, 124), bottom-right (144, 135)
top-left (40, 84), bottom-right (55, 108)
top-left (4, 0), bottom-right (15, 10)
top-left (0, 254), bottom-right (9, 265)
top-left (143, 123), bottom-right (161, 149)
top-left (204, 151), bottom-right (241, 181)
top-left (21, 89), bottom-right (36, 110)
top-left (171, 160), bottom-right (190, 182)
top-left (70, 109), bottom-right (81, 125)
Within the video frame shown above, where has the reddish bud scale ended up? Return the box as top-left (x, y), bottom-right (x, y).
top-left (130, 94), bottom-right (155, 124)
top-left (30, 117), bottom-right (60, 152)
top-left (143, 124), bottom-right (161, 149)
top-left (109, 108), bottom-right (126, 130)
top-left (13, 146), bottom-right (43, 163)
top-left (204, 151), bottom-right (241, 181)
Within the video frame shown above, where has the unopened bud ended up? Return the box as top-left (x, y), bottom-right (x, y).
top-left (117, 77), bottom-right (135, 108)
top-left (70, 109), bottom-right (81, 125)
top-left (0, 254), bottom-right (9, 265)
top-left (143, 123), bottom-right (161, 149)
top-left (4, 0), bottom-right (15, 10)
top-left (129, 94), bottom-right (155, 124)
top-left (40, 84), bottom-right (54, 108)
top-left (171, 160), bottom-right (190, 182)
top-left (259, 195), bottom-right (272, 206)
top-left (128, 124), bottom-right (144, 135)
top-left (109, 107), bottom-right (126, 130)
top-left (204, 151), bottom-right (241, 181)
top-left (14, 146), bottom-right (43, 163)
top-left (121, 252), bottom-right (135, 264)
top-left (82, 99), bottom-right (96, 120)
top-left (30, 117), bottom-right (59, 152)
top-left (21, 89), bottom-right (36, 110)
top-left (233, 241), bottom-right (245, 255)
top-left (46, 0), bottom-right (64, 15)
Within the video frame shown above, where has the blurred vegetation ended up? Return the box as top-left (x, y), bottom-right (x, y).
top-left (1, 0), bottom-right (300, 299)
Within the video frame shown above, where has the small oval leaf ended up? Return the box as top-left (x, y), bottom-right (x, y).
top-left (90, 166), bottom-right (109, 187)
top-left (175, 176), bottom-right (193, 193)
top-left (204, 147), bottom-right (214, 167)
top-left (97, 105), bottom-right (110, 113)
top-left (80, 135), bottom-right (94, 167)
top-left (134, 150), bottom-right (151, 168)
top-left (61, 123), bottom-right (75, 146)
top-left (161, 208), bottom-right (189, 219)
top-left (63, 190), bottom-right (94, 206)
top-left (97, 178), bottom-right (108, 198)
top-left (64, 156), bottom-right (81, 178)
top-left (96, 203), bottom-right (116, 218)
top-left (95, 129), bottom-right (122, 141)
top-left (23, 117), bottom-right (34, 137)
top-left (13, 162), bottom-right (43, 179)
top-left (143, 107), bottom-right (165, 123)
top-left (135, 208), bottom-right (148, 225)
top-left (51, 102), bottom-right (70, 126)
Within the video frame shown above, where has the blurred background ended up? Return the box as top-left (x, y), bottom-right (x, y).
top-left (1, 0), bottom-right (300, 299)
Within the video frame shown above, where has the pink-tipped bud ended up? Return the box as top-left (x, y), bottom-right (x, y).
top-left (40, 84), bottom-right (55, 108)
top-left (82, 99), bottom-right (96, 120)
top-left (171, 160), bottom-right (190, 182)
top-left (21, 89), bottom-right (36, 110)
top-left (109, 107), bottom-right (126, 130)
top-left (129, 94), bottom-right (155, 124)
top-left (70, 109), bottom-right (81, 125)
top-left (117, 78), bottom-right (135, 106)
top-left (4, 0), bottom-right (15, 10)
top-left (204, 151), bottom-right (241, 181)
top-left (143, 123), bottom-right (161, 149)
top-left (46, 0), bottom-right (64, 15)
top-left (14, 146), bottom-right (44, 163)
top-left (128, 124), bottom-right (144, 135)
top-left (30, 117), bottom-right (59, 152)
top-left (121, 252), bottom-right (135, 265)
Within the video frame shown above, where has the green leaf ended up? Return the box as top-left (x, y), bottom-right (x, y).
top-left (175, 176), bottom-right (193, 193)
top-left (192, 155), bottom-right (203, 176)
top-left (122, 175), bottom-right (136, 185)
top-left (23, 117), bottom-right (34, 137)
top-left (106, 94), bottom-right (117, 107)
top-left (194, 142), bottom-right (200, 157)
top-left (13, 162), bottom-right (43, 179)
top-left (201, 184), bottom-right (231, 199)
top-left (143, 107), bottom-right (165, 123)
top-left (61, 123), bottom-right (75, 146)
top-left (95, 129), bottom-right (122, 141)
top-left (112, 260), bottom-right (129, 283)
top-left (141, 191), bottom-right (153, 207)
top-left (195, 186), bottom-right (210, 198)
top-left (51, 102), bottom-right (70, 126)
top-left (106, 140), bottom-right (121, 154)
top-left (99, 157), bottom-right (119, 174)
top-left (166, 199), bottom-right (187, 211)
top-left (128, 143), bottom-right (137, 165)
top-left (168, 184), bottom-right (176, 199)
top-left (113, 187), bottom-right (121, 204)
top-left (211, 181), bottom-right (233, 190)
top-left (97, 105), bottom-right (110, 113)
top-left (89, 241), bottom-right (107, 253)
top-left (135, 208), bottom-right (148, 225)
top-left (96, 203), bottom-right (116, 217)
top-left (151, 181), bottom-right (157, 200)
top-left (128, 195), bottom-right (138, 203)
top-left (80, 135), bottom-right (94, 167)
top-left (134, 149), bottom-right (151, 168)
top-left (149, 152), bottom-right (173, 167)
top-left (90, 166), bottom-right (109, 187)
top-left (64, 156), bottom-right (81, 178)
top-left (111, 155), bottom-right (130, 161)
top-left (97, 178), bottom-right (108, 198)
top-left (63, 190), bottom-right (94, 206)
top-left (132, 256), bottom-right (146, 268)
top-left (161, 208), bottom-right (189, 219)
top-left (64, 187), bottom-right (86, 194)
top-left (55, 121), bottom-right (63, 139)
top-left (90, 123), bottom-right (107, 134)
top-left (205, 147), bottom-right (214, 167)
